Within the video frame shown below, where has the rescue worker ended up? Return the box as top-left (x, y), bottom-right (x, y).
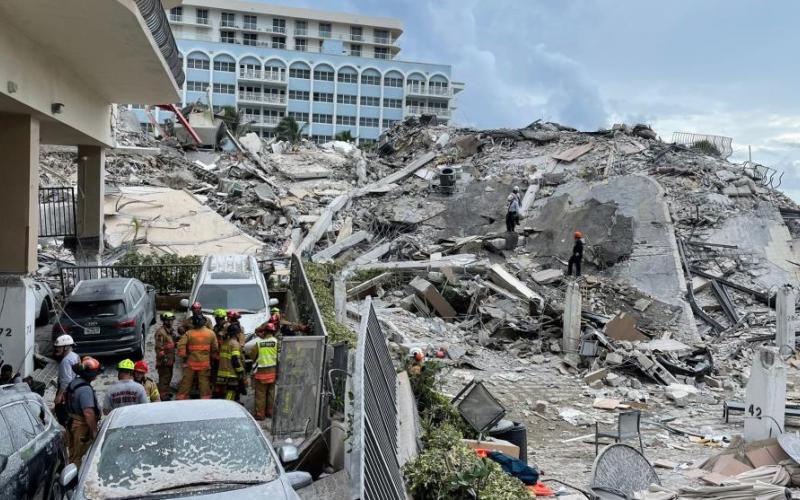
top-left (226, 310), bottom-right (246, 346)
top-left (216, 323), bottom-right (245, 401)
top-left (567, 230), bottom-right (584, 277)
top-left (176, 314), bottom-right (218, 400)
top-left (179, 301), bottom-right (212, 334)
top-left (154, 312), bottom-right (177, 399)
top-left (512, 185), bottom-right (523, 205)
top-left (249, 321), bottom-right (279, 420)
top-left (506, 193), bottom-right (521, 232)
top-left (54, 334), bottom-right (81, 426)
top-left (210, 308), bottom-right (228, 393)
top-left (0, 364), bottom-right (22, 385)
top-left (133, 360), bottom-right (161, 402)
top-left (103, 359), bottom-right (148, 415)
top-left (65, 356), bottom-right (102, 468)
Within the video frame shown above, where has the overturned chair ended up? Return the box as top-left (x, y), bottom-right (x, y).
top-left (544, 444), bottom-right (660, 499)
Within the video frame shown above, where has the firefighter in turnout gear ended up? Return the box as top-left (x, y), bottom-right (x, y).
top-left (133, 360), bottom-right (161, 402)
top-left (216, 323), bottom-right (245, 401)
top-left (226, 310), bottom-right (246, 346)
top-left (249, 321), bottom-right (279, 420)
top-left (155, 312), bottom-right (177, 399)
top-left (179, 301), bottom-right (212, 334)
top-left (176, 314), bottom-right (218, 399)
top-left (210, 308), bottom-right (228, 393)
top-left (65, 357), bottom-right (102, 468)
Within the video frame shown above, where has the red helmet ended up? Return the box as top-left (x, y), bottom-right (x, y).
top-left (574, 231), bottom-right (583, 239)
top-left (191, 302), bottom-right (202, 312)
top-left (265, 322), bottom-right (277, 332)
top-left (227, 310), bottom-right (241, 321)
top-left (134, 360), bottom-right (149, 373)
top-left (80, 356), bottom-right (103, 377)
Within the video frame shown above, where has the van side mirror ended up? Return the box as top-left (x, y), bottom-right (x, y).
top-left (60, 463), bottom-right (78, 488)
top-left (179, 299), bottom-right (189, 308)
top-left (269, 298), bottom-right (279, 306)
top-left (278, 444), bottom-right (299, 463)
top-left (286, 471), bottom-right (312, 490)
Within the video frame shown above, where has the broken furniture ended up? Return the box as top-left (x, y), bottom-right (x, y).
top-left (594, 410), bottom-right (644, 456)
top-left (451, 379), bottom-right (506, 435)
top-left (543, 444), bottom-right (660, 499)
top-left (723, 401), bottom-right (800, 423)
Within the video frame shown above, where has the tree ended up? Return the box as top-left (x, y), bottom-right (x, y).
top-left (334, 130), bottom-right (356, 143)
top-left (215, 105), bottom-right (251, 145)
top-left (275, 116), bottom-right (307, 147)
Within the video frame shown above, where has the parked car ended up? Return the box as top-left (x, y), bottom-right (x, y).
top-left (60, 400), bottom-right (311, 499)
top-left (181, 255), bottom-right (278, 337)
top-left (32, 280), bottom-right (55, 326)
top-left (52, 278), bottom-right (156, 358)
top-left (0, 383), bottom-right (67, 499)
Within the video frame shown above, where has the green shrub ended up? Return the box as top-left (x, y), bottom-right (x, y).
top-left (303, 262), bottom-right (356, 345)
top-left (114, 251), bottom-right (200, 292)
top-left (691, 139), bottom-right (721, 157)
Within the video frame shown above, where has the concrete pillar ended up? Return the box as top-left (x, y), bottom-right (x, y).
top-left (0, 113), bottom-right (39, 274)
top-left (744, 346), bottom-right (786, 442)
top-left (562, 282), bottom-right (582, 366)
top-left (75, 145), bottom-right (105, 265)
top-left (776, 284), bottom-right (796, 356)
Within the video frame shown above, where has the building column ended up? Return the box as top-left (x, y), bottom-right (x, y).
top-left (776, 284), bottom-right (796, 355)
top-left (75, 145), bottom-right (105, 265)
top-left (0, 113), bottom-right (39, 274)
top-left (744, 346), bottom-right (786, 442)
top-left (562, 282), bottom-right (582, 367)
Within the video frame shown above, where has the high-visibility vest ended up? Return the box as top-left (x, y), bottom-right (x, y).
top-left (255, 337), bottom-right (278, 369)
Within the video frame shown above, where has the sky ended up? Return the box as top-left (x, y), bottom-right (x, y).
top-left (282, 0), bottom-right (800, 200)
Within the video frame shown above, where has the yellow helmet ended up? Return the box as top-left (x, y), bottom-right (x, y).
top-left (118, 359), bottom-right (135, 371)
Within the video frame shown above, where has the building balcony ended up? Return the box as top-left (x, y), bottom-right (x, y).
top-left (238, 68), bottom-right (287, 84)
top-left (294, 28), bottom-right (308, 36)
top-left (406, 83), bottom-right (453, 97)
top-left (241, 116), bottom-right (281, 127)
top-left (238, 92), bottom-right (287, 105)
top-left (406, 106), bottom-right (451, 118)
top-left (168, 14), bottom-right (211, 28)
top-left (220, 21), bottom-right (240, 29)
top-left (319, 31), bottom-right (332, 39)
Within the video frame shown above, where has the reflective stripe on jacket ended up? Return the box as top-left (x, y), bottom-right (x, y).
top-left (254, 337), bottom-right (278, 369)
top-left (218, 338), bottom-right (244, 378)
top-left (177, 327), bottom-right (218, 370)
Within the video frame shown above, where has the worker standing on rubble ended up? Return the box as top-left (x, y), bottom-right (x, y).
top-left (249, 322), bottom-right (279, 420)
top-left (217, 324), bottom-right (245, 401)
top-left (155, 312), bottom-right (177, 399)
top-left (512, 185), bottom-right (522, 205)
top-left (179, 301), bottom-right (212, 334)
top-left (506, 193), bottom-right (521, 232)
top-left (54, 334), bottom-right (81, 426)
top-left (210, 308), bottom-right (228, 393)
top-left (567, 231), bottom-right (584, 277)
top-left (176, 314), bottom-right (218, 400)
top-left (65, 357), bottom-right (102, 468)
top-left (103, 359), bottom-right (149, 415)
top-left (133, 361), bottom-right (161, 402)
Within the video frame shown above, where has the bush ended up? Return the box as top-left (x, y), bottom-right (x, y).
top-left (114, 251), bottom-right (200, 293)
top-left (691, 139), bottom-right (721, 157)
top-left (303, 262), bottom-right (356, 345)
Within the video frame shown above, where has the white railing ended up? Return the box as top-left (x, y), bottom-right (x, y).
top-left (238, 92), bottom-right (287, 105)
top-left (294, 28), bottom-right (308, 36)
top-left (220, 21), bottom-right (240, 28)
top-left (374, 52), bottom-right (391, 60)
top-left (239, 68), bottom-right (263, 80)
top-left (271, 25), bottom-right (287, 34)
top-left (196, 17), bottom-right (210, 26)
top-left (406, 106), bottom-right (451, 118)
top-left (406, 84), bottom-right (453, 97)
top-left (238, 68), bottom-right (286, 82)
top-left (243, 23), bottom-right (258, 31)
top-left (319, 31), bottom-right (332, 39)
top-left (169, 14), bottom-right (183, 22)
top-left (241, 116), bottom-right (281, 127)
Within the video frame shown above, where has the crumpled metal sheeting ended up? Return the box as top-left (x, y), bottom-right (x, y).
top-left (632, 480), bottom-right (791, 500)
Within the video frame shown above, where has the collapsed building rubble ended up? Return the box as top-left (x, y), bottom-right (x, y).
top-left (35, 114), bottom-right (800, 494)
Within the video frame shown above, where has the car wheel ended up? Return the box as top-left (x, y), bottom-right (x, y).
top-left (35, 299), bottom-right (50, 327)
top-left (133, 325), bottom-right (145, 359)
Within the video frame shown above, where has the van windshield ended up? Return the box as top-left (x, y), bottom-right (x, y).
top-left (195, 285), bottom-right (266, 312)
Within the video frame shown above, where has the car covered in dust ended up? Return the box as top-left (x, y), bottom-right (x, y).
top-left (59, 400), bottom-right (311, 499)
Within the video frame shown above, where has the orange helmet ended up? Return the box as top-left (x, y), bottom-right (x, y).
top-left (574, 231), bottom-right (583, 239)
top-left (134, 360), bottom-right (149, 373)
top-left (80, 356), bottom-right (103, 377)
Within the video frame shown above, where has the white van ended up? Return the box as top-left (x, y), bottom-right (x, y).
top-left (181, 255), bottom-right (278, 337)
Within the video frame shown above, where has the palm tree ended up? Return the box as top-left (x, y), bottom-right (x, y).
top-left (215, 105), bottom-right (251, 143)
top-left (334, 130), bottom-right (356, 143)
top-left (275, 116), bottom-right (307, 147)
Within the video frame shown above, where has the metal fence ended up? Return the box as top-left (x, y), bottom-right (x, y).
top-left (39, 187), bottom-right (76, 238)
top-left (59, 264), bottom-right (200, 296)
top-left (289, 253), bottom-right (327, 338)
top-left (672, 131), bottom-right (733, 159)
top-left (346, 297), bottom-right (405, 500)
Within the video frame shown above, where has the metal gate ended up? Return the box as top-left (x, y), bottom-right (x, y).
top-left (39, 187), bottom-right (76, 237)
top-left (346, 297), bottom-right (405, 500)
top-left (59, 264), bottom-right (200, 296)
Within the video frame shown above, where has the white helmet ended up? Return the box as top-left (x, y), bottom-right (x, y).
top-left (513, 185), bottom-right (520, 193)
top-left (54, 334), bottom-right (75, 347)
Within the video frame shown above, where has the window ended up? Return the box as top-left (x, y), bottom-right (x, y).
top-left (26, 401), bottom-right (49, 431)
top-left (384, 76), bottom-right (403, 88)
top-left (312, 113), bottom-right (333, 124)
top-left (289, 68), bottom-right (310, 79)
top-left (336, 115), bottom-right (356, 126)
top-left (3, 403), bottom-right (37, 450)
top-left (360, 96), bottom-right (380, 106)
top-left (314, 69), bottom-right (334, 81)
top-left (374, 29), bottom-right (390, 44)
top-left (350, 44), bottom-right (361, 57)
top-left (337, 94), bottom-right (357, 105)
top-left (196, 9), bottom-right (208, 25)
top-left (169, 6), bottom-right (182, 21)
top-left (243, 15), bottom-right (257, 30)
top-left (273, 18), bottom-right (286, 33)
top-left (213, 83), bottom-right (235, 94)
top-left (295, 38), bottom-right (307, 51)
top-left (337, 72), bottom-right (357, 84)
top-left (295, 20), bottom-right (307, 36)
top-left (288, 111), bottom-right (309, 122)
top-left (197, 284), bottom-right (266, 311)
top-left (129, 282), bottom-right (143, 305)
top-left (288, 90), bottom-right (310, 101)
top-left (311, 135), bottom-right (333, 144)
top-left (382, 118), bottom-right (399, 128)
top-left (319, 22), bottom-right (331, 38)
top-left (220, 31), bottom-right (236, 44)
top-left (243, 33), bottom-right (258, 46)
top-left (272, 36), bottom-right (286, 49)
top-left (214, 61), bottom-right (236, 72)
top-left (186, 81), bottom-right (206, 92)
top-left (350, 26), bottom-right (363, 41)
top-left (313, 92), bottom-right (333, 103)
top-left (187, 58), bottom-right (209, 70)
top-left (129, 104), bottom-right (145, 110)
top-left (359, 117), bottom-right (379, 127)
top-left (361, 74), bottom-right (380, 85)
top-left (221, 12), bottom-right (236, 27)
top-left (375, 47), bottom-right (389, 60)
top-left (383, 98), bottom-right (402, 108)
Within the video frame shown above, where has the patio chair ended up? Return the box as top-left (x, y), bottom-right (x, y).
top-left (594, 410), bottom-right (644, 456)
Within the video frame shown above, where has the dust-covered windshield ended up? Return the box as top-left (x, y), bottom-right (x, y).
top-left (83, 417), bottom-right (278, 498)
top-left (195, 284), bottom-right (266, 312)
